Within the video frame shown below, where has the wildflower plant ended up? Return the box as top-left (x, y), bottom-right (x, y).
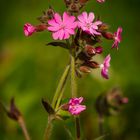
top-left (23, 0), bottom-right (124, 139)
top-left (0, 0), bottom-right (126, 140)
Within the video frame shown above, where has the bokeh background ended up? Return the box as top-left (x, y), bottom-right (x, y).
top-left (0, 0), bottom-right (140, 140)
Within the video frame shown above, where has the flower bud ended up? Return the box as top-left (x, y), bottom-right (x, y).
top-left (95, 46), bottom-right (103, 54)
top-left (7, 98), bottom-right (21, 121)
top-left (98, 23), bottom-right (109, 31)
top-left (78, 52), bottom-right (91, 61)
top-left (38, 6), bottom-right (54, 23)
top-left (102, 32), bottom-right (114, 40)
top-left (79, 66), bottom-right (91, 73)
top-left (61, 103), bottom-right (69, 111)
top-left (42, 99), bottom-right (55, 115)
top-left (85, 45), bottom-right (96, 56)
top-left (84, 61), bottom-right (99, 69)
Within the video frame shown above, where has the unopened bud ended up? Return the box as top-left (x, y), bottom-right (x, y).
top-left (84, 61), bottom-right (99, 69)
top-left (102, 32), bottom-right (114, 40)
top-left (42, 99), bottom-right (55, 115)
top-left (99, 23), bottom-right (109, 31)
top-left (7, 98), bottom-right (21, 121)
top-left (95, 46), bottom-right (103, 54)
top-left (85, 45), bottom-right (96, 56)
top-left (79, 66), bottom-right (91, 73)
top-left (38, 6), bottom-right (54, 23)
top-left (61, 103), bottom-right (69, 111)
top-left (78, 52), bottom-right (91, 61)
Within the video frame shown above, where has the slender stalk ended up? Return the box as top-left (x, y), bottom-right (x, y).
top-left (69, 40), bottom-right (81, 140)
top-left (44, 116), bottom-right (53, 140)
top-left (18, 117), bottom-right (30, 140)
top-left (98, 114), bottom-right (104, 136)
top-left (52, 65), bottom-right (70, 108)
top-left (70, 51), bottom-right (77, 97)
top-left (75, 117), bottom-right (81, 140)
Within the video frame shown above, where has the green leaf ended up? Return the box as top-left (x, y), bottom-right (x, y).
top-left (47, 42), bottom-right (68, 49)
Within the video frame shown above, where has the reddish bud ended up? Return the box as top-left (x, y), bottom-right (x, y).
top-left (78, 52), bottom-right (91, 61)
top-left (99, 23), bottom-right (109, 31)
top-left (85, 45), bottom-right (96, 56)
top-left (79, 66), bottom-right (91, 73)
top-left (102, 32), bottom-right (114, 40)
top-left (84, 61), bottom-right (99, 69)
top-left (61, 103), bottom-right (69, 111)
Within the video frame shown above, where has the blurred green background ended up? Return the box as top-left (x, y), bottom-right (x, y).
top-left (0, 0), bottom-right (140, 140)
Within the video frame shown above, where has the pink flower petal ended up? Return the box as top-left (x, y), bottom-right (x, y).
top-left (54, 13), bottom-right (62, 24)
top-left (88, 12), bottom-right (95, 22)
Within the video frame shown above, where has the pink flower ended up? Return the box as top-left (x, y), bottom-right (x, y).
top-left (47, 12), bottom-right (77, 40)
top-left (68, 97), bottom-right (86, 115)
top-left (97, 0), bottom-right (105, 3)
top-left (24, 23), bottom-right (36, 36)
top-left (112, 27), bottom-right (123, 49)
top-left (100, 54), bottom-right (111, 79)
top-left (77, 12), bottom-right (102, 35)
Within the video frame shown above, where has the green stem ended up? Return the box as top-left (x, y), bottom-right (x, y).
top-left (98, 114), bottom-right (104, 136)
top-left (52, 65), bottom-right (70, 109)
top-left (44, 116), bottom-right (53, 140)
top-left (70, 53), bottom-right (77, 97)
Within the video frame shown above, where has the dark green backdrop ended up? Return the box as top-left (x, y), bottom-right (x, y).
top-left (0, 0), bottom-right (140, 140)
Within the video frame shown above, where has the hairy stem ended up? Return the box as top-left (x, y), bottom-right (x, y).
top-left (44, 116), bottom-right (53, 140)
top-left (18, 117), bottom-right (30, 140)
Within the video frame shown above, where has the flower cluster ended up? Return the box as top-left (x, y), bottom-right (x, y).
top-left (24, 0), bottom-right (123, 116)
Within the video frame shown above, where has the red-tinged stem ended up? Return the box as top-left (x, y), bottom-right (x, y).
top-left (18, 117), bottom-right (31, 140)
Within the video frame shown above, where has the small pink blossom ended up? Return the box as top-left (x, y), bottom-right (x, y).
top-left (24, 23), bottom-right (36, 36)
top-left (47, 12), bottom-right (77, 40)
top-left (97, 0), bottom-right (105, 3)
top-left (77, 12), bottom-right (102, 35)
top-left (112, 27), bottom-right (123, 49)
top-left (100, 54), bottom-right (111, 79)
top-left (68, 97), bottom-right (86, 115)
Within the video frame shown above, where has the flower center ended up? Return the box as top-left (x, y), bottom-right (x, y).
top-left (86, 23), bottom-right (92, 29)
top-left (100, 64), bottom-right (104, 69)
top-left (60, 24), bottom-right (66, 30)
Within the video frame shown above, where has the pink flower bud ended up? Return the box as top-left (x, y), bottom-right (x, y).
top-left (24, 23), bottom-right (36, 37)
top-left (95, 46), bottom-right (103, 54)
top-left (102, 32), bottom-right (114, 40)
